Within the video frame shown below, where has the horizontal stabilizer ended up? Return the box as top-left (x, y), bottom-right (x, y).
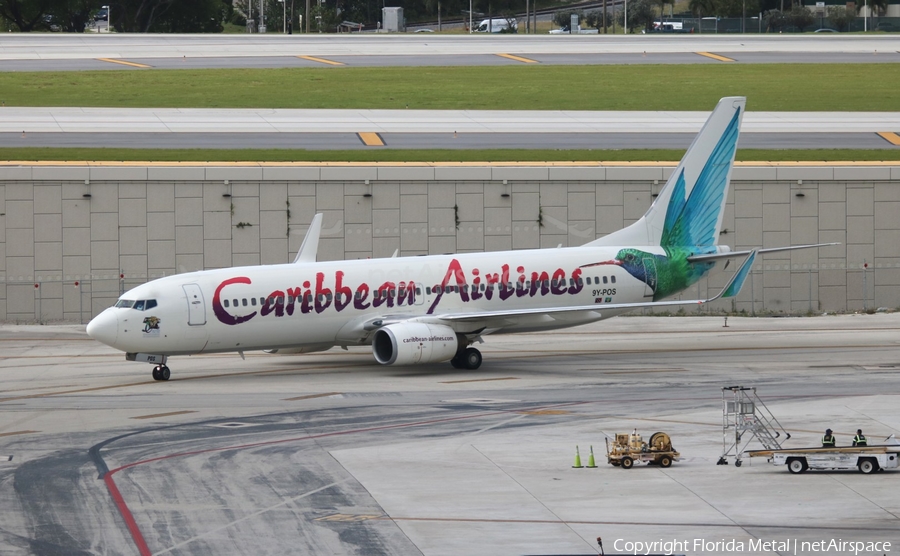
top-left (293, 213), bottom-right (323, 264)
top-left (687, 243), bottom-right (838, 263)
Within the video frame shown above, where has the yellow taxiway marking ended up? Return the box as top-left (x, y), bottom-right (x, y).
top-left (877, 132), bottom-right (900, 145)
top-left (297, 55), bottom-right (345, 66)
top-left (357, 132), bottom-right (385, 146)
top-left (283, 392), bottom-right (342, 401)
top-left (4, 160), bottom-right (899, 168)
top-left (131, 410), bottom-right (197, 420)
top-left (96, 58), bottom-right (152, 68)
top-left (599, 368), bottom-right (688, 374)
top-left (316, 514), bottom-right (384, 522)
top-left (0, 430), bottom-right (40, 438)
top-left (696, 52), bottom-right (735, 62)
top-left (496, 53), bottom-right (539, 64)
top-left (440, 377), bottom-right (519, 384)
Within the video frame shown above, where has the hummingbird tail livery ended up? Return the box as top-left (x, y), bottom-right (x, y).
top-left (86, 97), bottom-right (832, 381)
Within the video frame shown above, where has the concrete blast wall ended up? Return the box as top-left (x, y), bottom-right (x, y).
top-left (1, 163), bottom-right (899, 323)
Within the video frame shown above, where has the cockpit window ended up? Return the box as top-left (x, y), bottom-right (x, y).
top-left (116, 299), bottom-right (157, 310)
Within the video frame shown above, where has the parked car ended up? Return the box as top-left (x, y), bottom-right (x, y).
top-left (94, 7), bottom-right (108, 21)
top-left (473, 18), bottom-right (517, 33)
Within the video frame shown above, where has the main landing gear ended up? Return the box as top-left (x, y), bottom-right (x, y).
top-left (152, 365), bottom-right (171, 381)
top-left (450, 347), bottom-right (482, 370)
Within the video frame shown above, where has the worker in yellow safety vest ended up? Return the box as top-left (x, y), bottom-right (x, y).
top-left (853, 429), bottom-right (867, 447)
top-left (822, 429), bottom-right (836, 448)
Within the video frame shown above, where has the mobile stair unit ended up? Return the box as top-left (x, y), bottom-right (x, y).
top-left (718, 386), bottom-right (790, 467)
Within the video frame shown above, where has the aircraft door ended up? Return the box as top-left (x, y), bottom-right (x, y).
top-left (182, 284), bottom-right (206, 325)
top-left (414, 284), bottom-right (424, 305)
top-left (642, 257), bottom-right (658, 298)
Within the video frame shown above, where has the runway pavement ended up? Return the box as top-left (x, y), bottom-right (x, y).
top-left (1, 35), bottom-right (899, 67)
top-left (1, 314), bottom-right (899, 555)
top-left (1, 35), bottom-right (898, 151)
top-left (0, 34), bottom-right (898, 75)
top-left (2, 108), bottom-right (899, 150)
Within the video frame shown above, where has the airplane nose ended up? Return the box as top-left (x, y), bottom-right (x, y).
top-left (86, 309), bottom-right (118, 346)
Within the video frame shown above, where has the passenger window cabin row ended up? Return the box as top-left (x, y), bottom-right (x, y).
top-left (120, 275), bottom-right (617, 311)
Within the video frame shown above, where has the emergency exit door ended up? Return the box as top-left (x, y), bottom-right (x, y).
top-left (182, 284), bottom-right (206, 326)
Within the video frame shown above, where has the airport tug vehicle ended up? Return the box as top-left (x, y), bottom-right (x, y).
top-left (606, 430), bottom-right (680, 469)
top-left (748, 436), bottom-right (900, 475)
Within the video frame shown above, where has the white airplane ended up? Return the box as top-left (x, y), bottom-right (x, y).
top-left (87, 97), bottom-right (828, 381)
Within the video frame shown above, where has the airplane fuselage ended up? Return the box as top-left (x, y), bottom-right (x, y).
top-left (89, 245), bottom-right (667, 357)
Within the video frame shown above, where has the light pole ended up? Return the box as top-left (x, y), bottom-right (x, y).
top-left (280, 0), bottom-right (286, 32)
top-left (259, 0), bottom-right (266, 32)
top-left (103, 5), bottom-right (109, 32)
top-left (469, 0), bottom-right (473, 32)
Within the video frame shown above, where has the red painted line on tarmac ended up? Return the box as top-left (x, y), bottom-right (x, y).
top-left (101, 400), bottom-right (588, 554)
top-left (104, 473), bottom-right (152, 556)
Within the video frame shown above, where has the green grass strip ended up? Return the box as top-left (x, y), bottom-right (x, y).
top-left (2, 64), bottom-right (899, 111)
top-left (1, 148), bottom-right (898, 162)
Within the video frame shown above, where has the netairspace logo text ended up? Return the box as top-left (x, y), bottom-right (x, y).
top-left (614, 538), bottom-right (892, 555)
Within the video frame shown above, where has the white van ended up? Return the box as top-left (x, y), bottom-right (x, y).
top-left (473, 18), bottom-right (517, 33)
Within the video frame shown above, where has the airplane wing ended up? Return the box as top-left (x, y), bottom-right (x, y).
top-left (436, 250), bottom-right (757, 324)
top-left (337, 251), bottom-right (757, 344)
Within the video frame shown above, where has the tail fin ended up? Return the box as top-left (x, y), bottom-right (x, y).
top-left (587, 97), bottom-right (745, 248)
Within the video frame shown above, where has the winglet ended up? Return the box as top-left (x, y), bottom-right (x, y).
top-left (293, 213), bottom-right (323, 264)
top-left (715, 250), bottom-right (757, 301)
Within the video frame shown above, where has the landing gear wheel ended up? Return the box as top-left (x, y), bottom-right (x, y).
top-left (462, 347), bottom-right (482, 370)
top-left (152, 366), bottom-right (161, 381)
top-left (160, 365), bottom-right (171, 381)
top-left (621, 456), bottom-right (634, 469)
top-left (450, 356), bottom-right (464, 369)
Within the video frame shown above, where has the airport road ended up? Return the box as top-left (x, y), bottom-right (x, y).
top-left (1, 314), bottom-right (899, 555)
top-left (0, 35), bottom-right (898, 70)
top-left (2, 108), bottom-right (899, 151)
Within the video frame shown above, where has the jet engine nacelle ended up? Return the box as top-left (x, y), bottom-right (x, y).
top-left (372, 323), bottom-right (459, 366)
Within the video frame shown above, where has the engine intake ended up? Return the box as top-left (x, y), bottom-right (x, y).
top-left (372, 323), bottom-right (459, 365)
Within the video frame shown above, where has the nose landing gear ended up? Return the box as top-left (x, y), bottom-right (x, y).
top-left (152, 365), bottom-right (171, 381)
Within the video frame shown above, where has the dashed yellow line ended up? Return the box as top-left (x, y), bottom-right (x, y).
top-left (877, 132), bottom-right (900, 146)
top-left (696, 52), bottom-right (735, 62)
top-left (297, 55), bottom-right (345, 66)
top-left (357, 132), bottom-right (385, 146)
top-left (2, 161), bottom-right (898, 168)
top-left (283, 392), bottom-right (342, 401)
top-left (315, 514), bottom-right (384, 522)
top-left (440, 377), bottom-right (519, 384)
top-left (131, 410), bottom-right (197, 420)
top-left (96, 58), bottom-right (152, 68)
top-left (496, 53), bottom-right (539, 64)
